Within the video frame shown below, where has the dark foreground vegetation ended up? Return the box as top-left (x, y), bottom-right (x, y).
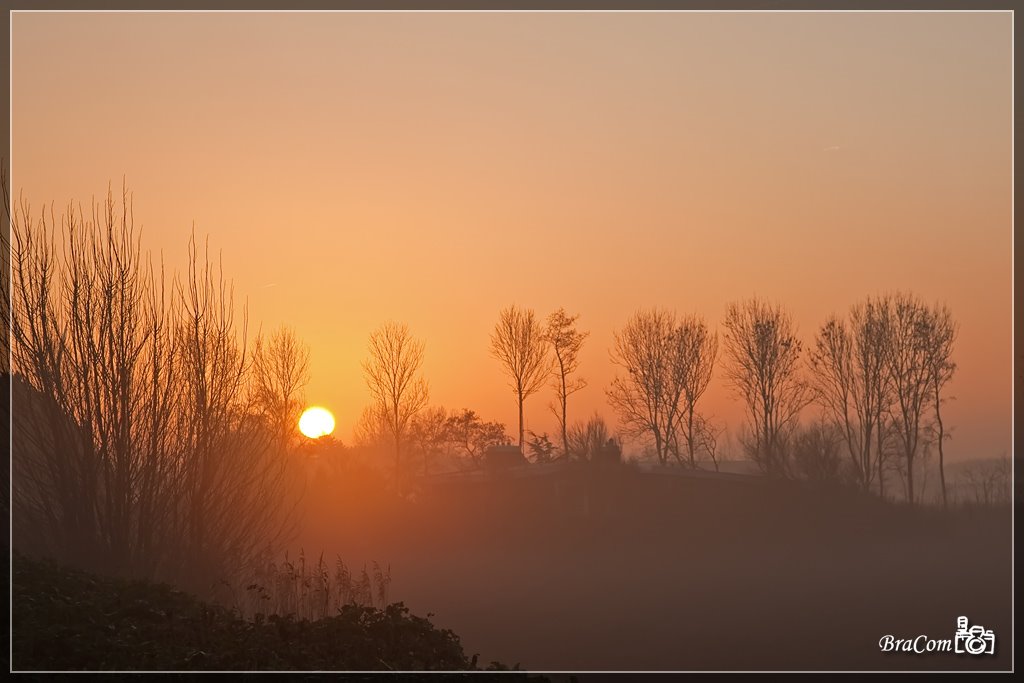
top-left (11, 554), bottom-right (501, 672)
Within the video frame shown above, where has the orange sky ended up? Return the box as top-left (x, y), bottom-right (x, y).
top-left (11, 11), bottom-right (1012, 462)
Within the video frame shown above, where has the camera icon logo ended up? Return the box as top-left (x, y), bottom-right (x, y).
top-left (954, 616), bottom-right (996, 656)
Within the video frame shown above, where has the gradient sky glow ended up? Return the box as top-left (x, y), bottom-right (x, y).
top-left (11, 11), bottom-right (1012, 462)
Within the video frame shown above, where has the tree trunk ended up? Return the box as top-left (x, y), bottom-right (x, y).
top-left (877, 424), bottom-right (886, 499)
top-left (395, 433), bottom-right (402, 493)
top-left (517, 392), bottom-right (525, 450)
top-left (687, 409), bottom-right (696, 468)
top-left (561, 388), bottom-right (568, 461)
top-left (906, 454), bottom-right (915, 506)
top-left (935, 386), bottom-right (947, 508)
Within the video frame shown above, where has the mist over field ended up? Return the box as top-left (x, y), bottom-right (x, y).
top-left (286, 446), bottom-right (1011, 670)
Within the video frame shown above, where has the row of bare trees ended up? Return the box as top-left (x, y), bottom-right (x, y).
top-left (359, 322), bottom-right (520, 486)
top-left (808, 293), bottom-right (957, 505)
top-left (348, 288), bottom-right (960, 507)
top-left (358, 309), bottom-right (602, 485)
top-left (607, 310), bottom-right (719, 469)
top-left (489, 306), bottom-right (589, 458)
top-left (604, 295), bottom-right (957, 505)
top-left (9, 187), bottom-right (311, 589)
top-left (366, 293), bottom-right (959, 507)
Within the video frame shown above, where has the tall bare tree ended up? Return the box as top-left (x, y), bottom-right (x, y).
top-left (809, 297), bottom-right (892, 493)
top-left (1, 163), bottom-right (12, 378)
top-left (490, 305), bottom-right (550, 449)
top-left (362, 322), bottom-right (429, 488)
top-left (352, 402), bottom-right (391, 449)
top-left (722, 298), bottom-right (810, 476)
top-left (544, 308), bottom-right (588, 460)
top-left (172, 232), bottom-right (296, 589)
top-left (921, 301), bottom-right (957, 507)
top-left (668, 315), bottom-right (718, 468)
top-left (881, 292), bottom-right (933, 506)
top-left (252, 325), bottom-right (311, 448)
top-left (1, 164), bottom-right (12, 516)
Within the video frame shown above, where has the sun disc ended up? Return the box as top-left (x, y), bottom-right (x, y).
top-left (299, 406), bottom-right (336, 439)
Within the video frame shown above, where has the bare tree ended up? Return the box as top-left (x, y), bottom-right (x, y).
top-left (1, 163), bottom-right (12, 378)
top-left (362, 322), bottom-right (429, 489)
top-left (566, 413), bottom-right (615, 462)
top-left (881, 292), bottom-right (934, 506)
top-left (921, 302), bottom-right (957, 507)
top-left (1, 164), bottom-right (11, 517)
top-left (252, 325), bottom-right (311, 449)
top-left (957, 456), bottom-right (1010, 506)
top-left (722, 298), bottom-right (810, 476)
top-left (173, 232), bottom-right (296, 590)
top-left (544, 308), bottom-right (588, 461)
top-left (490, 305), bottom-right (550, 449)
top-left (607, 309), bottom-right (690, 466)
top-left (11, 189), bottom-right (165, 576)
top-left (409, 406), bottom-right (449, 476)
top-left (809, 297), bottom-right (892, 493)
top-left (693, 414), bottom-right (723, 472)
top-left (668, 316), bottom-right (718, 468)
top-left (352, 403), bottom-right (391, 450)
top-left (790, 420), bottom-right (852, 486)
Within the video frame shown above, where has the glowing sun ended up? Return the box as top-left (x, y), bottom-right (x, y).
top-left (299, 406), bottom-right (336, 439)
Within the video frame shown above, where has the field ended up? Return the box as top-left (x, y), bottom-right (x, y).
top-left (297, 463), bottom-right (1013, 671)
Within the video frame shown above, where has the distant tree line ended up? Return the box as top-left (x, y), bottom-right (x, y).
top-left (5, 177), bottom-right (996, 600)
top-left (606, 295), bottom-right (958, 506)
top-left (361, 293), bottom-right (963, 507)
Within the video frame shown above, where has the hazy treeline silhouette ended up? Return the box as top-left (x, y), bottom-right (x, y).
top-left (614, 295), bottom-right (962, 506)
top-left (357, 296), bottom-right (967, 508)
top-left (6, 180), bottom-right (1005, 608)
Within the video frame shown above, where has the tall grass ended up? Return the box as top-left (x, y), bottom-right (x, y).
top-left (225, 549), bottom-right (392, 621)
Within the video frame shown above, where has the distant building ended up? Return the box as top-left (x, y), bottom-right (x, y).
top-left (484, 444), bottom-right (528, 471)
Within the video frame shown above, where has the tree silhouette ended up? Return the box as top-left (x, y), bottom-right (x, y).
top-left (252, 325), bottom-right (310, 449)
top-left (526, 431), bottom-right (557, 464)
top-left (666, 315), bottom-right (718, 468)
top-left (362, 321), bottom-right (429, 490)
top-left (409, 405), bottom-right (449, 476)
top-left (880, 292), bottom-right (935, 506)
top-left (809, 297), bottom-right (892, 493)
top-left (607, 309), bottom-right (695, 466)
top-left (922, 302), bottom-right (957, 507)
top-left (490, 305), bottom-right (550, 450)
top-left (544, 308), bottom-right (588, 460)
top-left (722, 298), bottom-right (810, 476)
top-left (444, 409), bottom-right (509, 468)
top-left (566, 413), bottom-right (614, 463)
